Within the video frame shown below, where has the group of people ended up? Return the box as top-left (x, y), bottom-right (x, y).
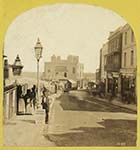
top-left (17, 84), bottom-right (37, 114)
top-left (23, 85), bottom-right (37, 112)
top-left (17, 83), bottom-right (51, 123)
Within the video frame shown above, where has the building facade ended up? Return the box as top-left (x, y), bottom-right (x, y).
top-left (120, 24), bottom-right (136, 98)
top-left (100, 42), bottom-right (108, 81)
top-left (99, 23), bottom-right (137, 102)
top-left (44, 55), bottom-right (84, 86)
top-left (3, 55), bottom-right (24, 121)
top-left (95, 68), bottom-right (100, 83)
top-left (105, 27), bottom-right (122, 96)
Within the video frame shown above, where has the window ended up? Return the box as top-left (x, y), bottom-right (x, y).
top-left (124, 52), bottom-right (127, 67)
top-left (64, 72), bottom-right (67, 77)
top-left (131, 50), bottom-right (134, 66)
top-left (116, 39), bottom-right (119, 49)
top-left (131, 30), bottom-right (134, 42)
top-left (124, 32), bottom-right (127, 45)
top-left (72, 67), bottom-right (76, 74)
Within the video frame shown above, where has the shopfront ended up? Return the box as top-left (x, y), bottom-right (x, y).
top-left (120, 72), bottom-right (136, 103)
top-left (106, 72), bottom-right (120, 97)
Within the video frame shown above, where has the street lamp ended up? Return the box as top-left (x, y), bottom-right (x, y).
top-left (34, 38), bottom-right (43, 107)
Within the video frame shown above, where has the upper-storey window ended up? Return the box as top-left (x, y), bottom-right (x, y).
top-left (124, 32), bottom-right (127, 45)
top-left (72, 67), bottom-right (76, 74)
top-left (116, 39), bottom-right (119, 49)
top-left (124, 52), bottom-right (127, 67)
top-left (131, 30), bottom-right (134, 42)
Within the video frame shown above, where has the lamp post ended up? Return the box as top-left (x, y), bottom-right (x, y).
top-left (34, 38), bottom-right (43, 107)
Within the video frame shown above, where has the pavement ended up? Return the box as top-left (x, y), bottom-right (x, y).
top-left (3, 114), bottom-right (55, 146)
top-left (97, 96), bottom-right (137, 112)
top-left (3, 91), bottom-right (62, 147)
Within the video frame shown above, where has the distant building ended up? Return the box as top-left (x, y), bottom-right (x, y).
top-left (44, 55), bottom-right (84, 87)
top-left (120, 24), bottom-right (136, 96)
top-left (95, 68), bottom-right (100, 83)
top-left (83, 73), bottom-right (95, 81)
top-left (100, 42), bottom-right (108, 81)
top-left (83, 72), bottom-right (95, 88)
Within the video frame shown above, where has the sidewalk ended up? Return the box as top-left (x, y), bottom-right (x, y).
top-left (3, 113), bottom-right (55, 146)
top-left (3, 91), bottom-right (62, 146)
top-left (95, 96), bottom-right (137, 112)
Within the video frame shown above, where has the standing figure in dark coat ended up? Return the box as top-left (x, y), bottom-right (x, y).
top-left (16, 85), bottom-right (23, 114)
top-left (30, 85), bottom-right (36, 110)
top-left (41, 86), bottom-right (49, 124)
top-left (23, 89), bottom-right (31, 113)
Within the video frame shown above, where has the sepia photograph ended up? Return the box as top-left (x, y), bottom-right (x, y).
top-left (2, 3), bottom-right (137, 147)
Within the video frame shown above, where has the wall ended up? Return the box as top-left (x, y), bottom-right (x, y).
top-left (121, 24), bottom-right (136, 70)
top-left (100, 42), bottom-right (108, 81)
top-left (44, 55), bottom-right (84, 81)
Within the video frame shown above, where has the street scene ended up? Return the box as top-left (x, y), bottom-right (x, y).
top-left (3, 3), bottom-right (137, 147)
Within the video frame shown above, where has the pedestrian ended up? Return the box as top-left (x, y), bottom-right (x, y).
top-left (30, 85), bottom-right (36, 110)
top-left (16, 84), bottom-right (23, 114)
top-left (23, 89), bottom-right (31, 113)
top-left (108, 89), bottom-right (113, 102)
top-left (41, 88), bottom-right (49, 124)
top-left (55, 83), bottom-right (57, 93)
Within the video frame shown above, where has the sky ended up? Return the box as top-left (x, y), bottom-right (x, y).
top-left (4, 3), bottom-right (126, 73)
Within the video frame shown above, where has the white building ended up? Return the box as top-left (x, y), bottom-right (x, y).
top-left (44, 55), bottom-right (84, 86)
top-left (120, 24), bottom-right (136, 95)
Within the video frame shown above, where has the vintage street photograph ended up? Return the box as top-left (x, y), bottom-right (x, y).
top-left (3, 3), bottom-right (137, 146)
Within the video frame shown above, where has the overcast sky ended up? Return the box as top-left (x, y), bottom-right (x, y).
top-left (4, 3), bottom-right (126, 73)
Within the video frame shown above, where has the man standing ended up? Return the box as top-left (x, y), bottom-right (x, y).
top-left (41, 87), bottom-right (49, 124)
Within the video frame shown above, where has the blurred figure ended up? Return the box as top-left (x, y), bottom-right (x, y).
top-left (23, 89), bottom-right (31, 113)
top-left (41, 86), bottom-right (49, 124)
top-left (30, 85), bottom-right (36, 110)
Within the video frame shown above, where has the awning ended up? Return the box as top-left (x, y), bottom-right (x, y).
top-left (68, 79), bottom-right (77, 84)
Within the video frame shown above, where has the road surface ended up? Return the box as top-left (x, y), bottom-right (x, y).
top-left (46, 90), bottom-right (137, 146)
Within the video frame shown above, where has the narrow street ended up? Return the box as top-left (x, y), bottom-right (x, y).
top-left (46, 90), bottom-right (137, 146)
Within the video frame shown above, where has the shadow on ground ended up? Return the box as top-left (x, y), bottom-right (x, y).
top-left (45, 119), bottom-right (136, 146)
top-left (59, 93), bottom-right (136, 114)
